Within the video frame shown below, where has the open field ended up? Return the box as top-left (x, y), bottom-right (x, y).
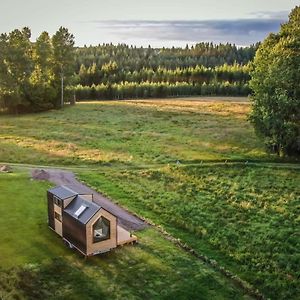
top-left (0, 98), bottom-right (270, 166)
top-left (0, 171), bottom-right (249, 299)
top-left (0, 98), bottom-right (299, 299)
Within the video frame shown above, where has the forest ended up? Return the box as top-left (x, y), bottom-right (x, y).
top-left (0, 37), bottom-right (257, 110)
top-left (71, 43), bottom-right (257, 99)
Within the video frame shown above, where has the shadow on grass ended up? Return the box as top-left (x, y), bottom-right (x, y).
top-left (0, 258), bottom-right (106, 300)
top-left (0, 235), bottom-right (245, 300)
top-left (24, 259), bottom-right (105, 299)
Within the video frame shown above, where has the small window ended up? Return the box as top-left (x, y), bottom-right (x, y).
top-left (55, 212), bottom-right (62, 222)
top-left (54, 196), bottom-right (61, 207)
top-left (93, 216), bottom-right (110, 243)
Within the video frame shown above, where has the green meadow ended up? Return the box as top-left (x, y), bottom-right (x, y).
top-left (79, 164), bottom-right (300, 299)
top-left (0, 98), bottom-right (266, 166)
top-left (0, 98), bottom-right (299, 299)
top-left (0, 172), bottom-right (248, 300)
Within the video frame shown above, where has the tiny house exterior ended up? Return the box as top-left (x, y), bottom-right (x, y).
top-left (47, 185), bottom-right (136, 256)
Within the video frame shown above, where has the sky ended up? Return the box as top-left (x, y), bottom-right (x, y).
top-left (0, 0), bottom-right (298, 47)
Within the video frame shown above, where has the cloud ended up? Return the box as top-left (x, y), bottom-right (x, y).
top-left (248, 10), bottom-right (290, 19)
top-left (90, 12), bottom-right (289, 46)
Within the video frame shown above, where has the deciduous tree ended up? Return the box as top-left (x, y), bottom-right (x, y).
top-left (0, 28), bottom-right (33, 113)
top-left (250, 6), bottom-right (300, 156)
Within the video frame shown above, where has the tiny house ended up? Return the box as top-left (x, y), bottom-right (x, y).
top-left (47, 185), bottom-right (136, 256)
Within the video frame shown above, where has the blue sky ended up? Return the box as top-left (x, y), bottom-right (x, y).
top-left (0, 0), bottom-right (298, 47)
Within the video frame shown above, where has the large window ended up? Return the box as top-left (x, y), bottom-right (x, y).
top-left (93, 216), bottom-right (110, 243)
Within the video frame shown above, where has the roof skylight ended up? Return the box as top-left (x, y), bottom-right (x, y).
top-left (74, 205), bottom-right (87, 218)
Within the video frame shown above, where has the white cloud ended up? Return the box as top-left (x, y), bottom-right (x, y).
top-left (91, 14), bottom-right (288, 47)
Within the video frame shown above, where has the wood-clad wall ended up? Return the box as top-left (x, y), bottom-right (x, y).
top-left (47, 191), bottom-right (55, 230)
top-left (86, 208), bottom-right (117, 256)
top-left (54, 219), bottom-right (63, 236)
top-left (79, 194), bottom-right (93, 202)
top-left (62, 213), bottom-right (87, 254)
top-left (63, 196), bottom-right (77, 208)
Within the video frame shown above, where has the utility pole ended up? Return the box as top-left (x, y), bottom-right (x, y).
top-left (61, 72), bottom-right (64, 108)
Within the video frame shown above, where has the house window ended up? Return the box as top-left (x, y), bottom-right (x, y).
top-left (93, 216), bottom-right (110, 243)
top-left (54, 196), bottom-right (62, 207)
top-left (55, 212), bottom-right (62, 222)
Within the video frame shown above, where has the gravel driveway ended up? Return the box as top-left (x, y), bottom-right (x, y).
top-left (32, 168), bottom-right (147, 231)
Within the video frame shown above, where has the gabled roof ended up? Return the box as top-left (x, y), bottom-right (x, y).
top-left (64, 195), bottom-right (101, 225)
top-left (48, 185), bottom-right (78, 200)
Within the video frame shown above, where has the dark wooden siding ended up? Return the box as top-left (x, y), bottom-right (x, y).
top-left (62, 212), bottom-right (87, 254)
top-left (47, 191), bottom-right (55, 230)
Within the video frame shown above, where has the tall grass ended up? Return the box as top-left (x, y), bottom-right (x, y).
top-left (79, 164), bottom-right (300, 299)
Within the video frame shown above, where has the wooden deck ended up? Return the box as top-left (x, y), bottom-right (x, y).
top-left (117, 225), bottom-right (137, 246)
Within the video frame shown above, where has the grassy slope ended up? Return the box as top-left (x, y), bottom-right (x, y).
top-left (0, 172), bottom-right (247, 300)
top-left (0, 98), bottom-right (299, 299)
top-left (79, 165), bottom-right (300, 299)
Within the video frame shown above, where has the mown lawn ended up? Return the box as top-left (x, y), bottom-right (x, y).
top-left (0, 171), bottom-right (249, 299)
top-left (0, 98), bottom-right (268, 166)
top-left (79, 165), bottom-right (300, 300)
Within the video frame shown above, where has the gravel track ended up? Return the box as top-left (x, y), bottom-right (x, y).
top-left (31, 168), bottom-right (148, 231)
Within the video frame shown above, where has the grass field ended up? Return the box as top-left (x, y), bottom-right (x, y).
top-left (79, 164), bottom-right (300, 299)
top-left (0, 97), bottom-right (299, 299)
top-left (0, 171), bottom-right (248, 300)
top-left (0, 98), bottom-right (269, 166)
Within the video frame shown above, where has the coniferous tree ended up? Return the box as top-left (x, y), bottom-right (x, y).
top-left (52, 27), bottom-right (75, 108)
top-left (29, 31), bottom-right (56, 110)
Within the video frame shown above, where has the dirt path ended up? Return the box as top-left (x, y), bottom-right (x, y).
top-left (31, 168), bottom-right (148, 231)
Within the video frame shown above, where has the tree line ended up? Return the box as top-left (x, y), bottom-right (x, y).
top-left (69, 81), bottom-right (250, 100)
top-left (74, 42), bottom-right (258, 71)
top-left (0, 27), bottom-right (74, 113)
top-left (72, 43), bottom-right (255, 100)
top-left (0, 32), bottom-right (257, 113)
top-left (76, 62), bottom-right (251, 86)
